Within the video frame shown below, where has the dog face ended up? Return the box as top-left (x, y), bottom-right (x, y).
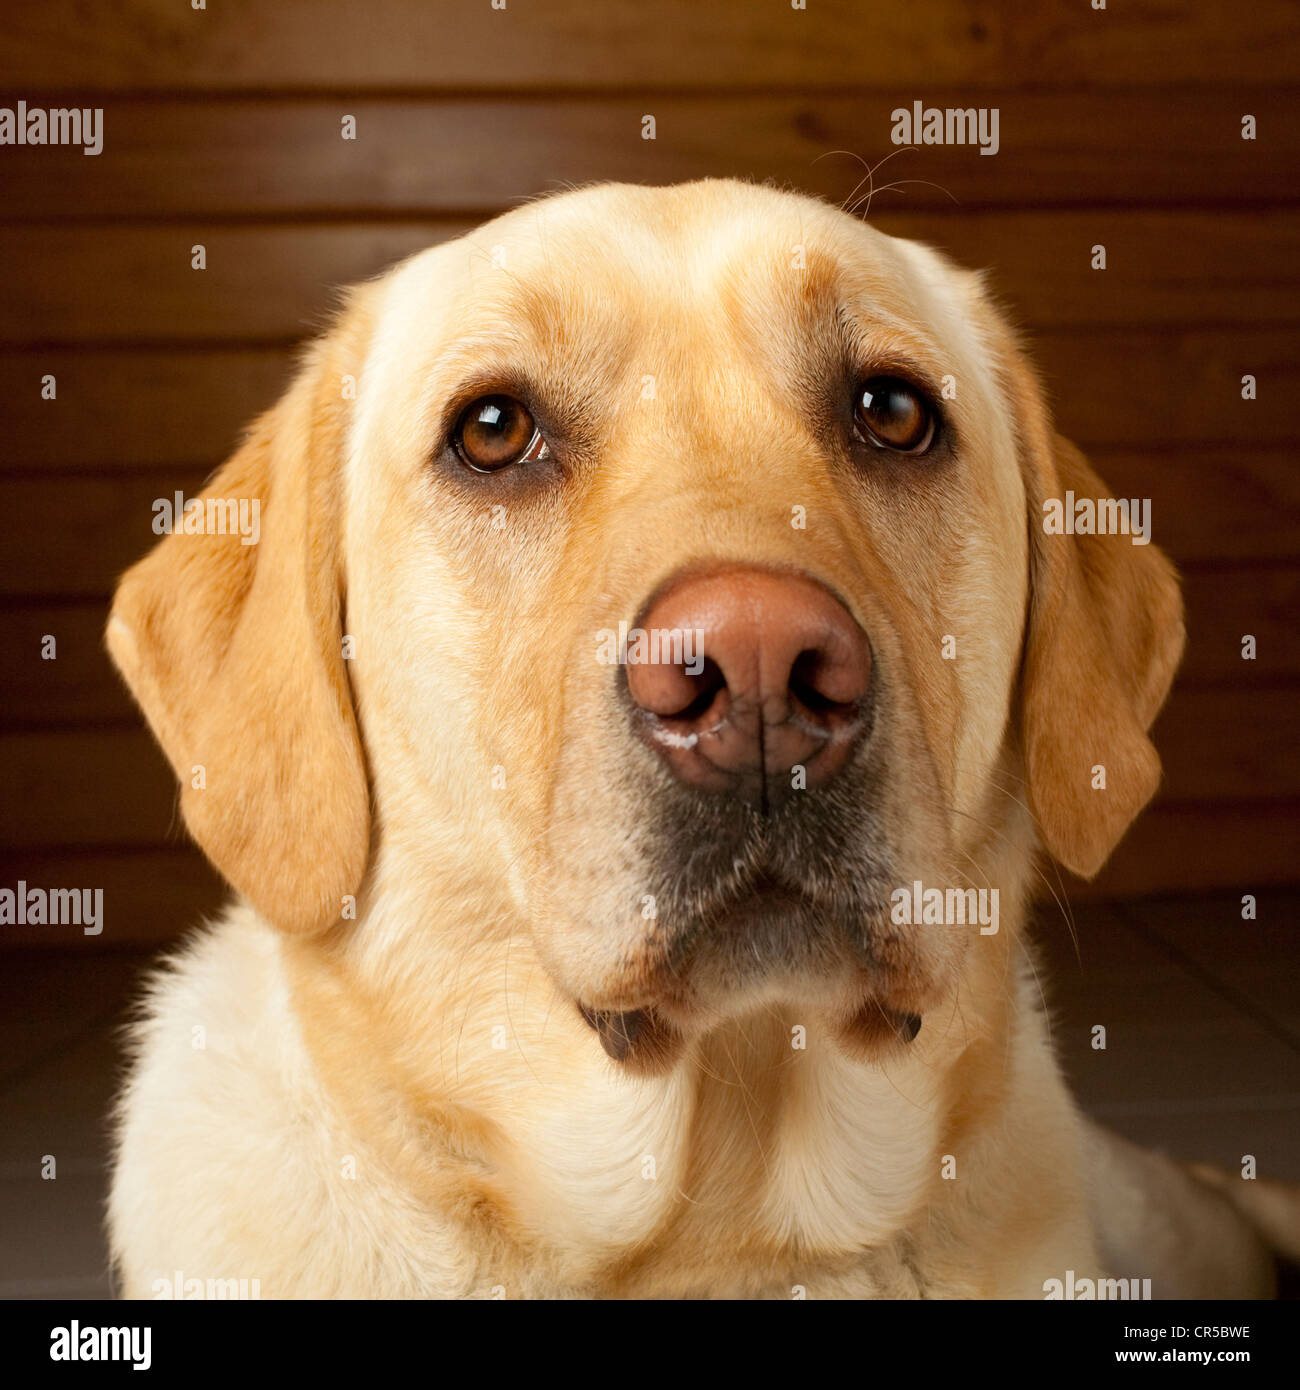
top-left (109, 181), bottom-right (1183, 1072)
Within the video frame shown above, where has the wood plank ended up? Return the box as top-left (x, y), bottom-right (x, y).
top-left (1054, 447), bottom-right (1300, 564)
top-left (1, 90), bottom-right (1294, 220)
top-left (919, 210), bottom-right (1300, 329)
top-left (0, 602), bottom-right (130, 725)
top-left (0, 730), bottom-right (180, 848)
top-left (0, 848), bottom-right (226, 947)
top-left (3, 568), bottom-right (1292, 727)
top-left (1153, 689), bottom-right (1298, 803)
top-left (1179, 569), bottom-right (1300, 688)
top-left (2, 1), bottom-right (1296, 88)
top-left (1031, 330), bottom-right (1299, 450)
top-left (0, 350), bottom-right (290, 469)
top-left (1, 688), bottom-right (1294, 855)
top-left (1, 213), bottom-right (1294, 345)
top-left (4, 334), bottom-right (1294, 471)
top-left (0, 470), bottom-right (209, 598)
top-left (1076, 803), bottom-right (1300, 900)
top-left (0, 222), bottom-right (464, 345)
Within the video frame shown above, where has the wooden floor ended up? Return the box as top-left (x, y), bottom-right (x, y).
top-left (0, 887), bottom-right (1296, 1299)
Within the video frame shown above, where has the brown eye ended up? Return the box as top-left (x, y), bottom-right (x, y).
top-left (854, 377), bottom-right (936, 454)
top-left (454, 395), bottom-right (549, 472)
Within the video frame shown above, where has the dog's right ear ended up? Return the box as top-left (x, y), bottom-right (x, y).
top-left (107, 299), bottom-right (373, 935)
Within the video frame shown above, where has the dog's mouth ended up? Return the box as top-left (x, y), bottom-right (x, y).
top-left (573, 868), bottom-right (925, 1069)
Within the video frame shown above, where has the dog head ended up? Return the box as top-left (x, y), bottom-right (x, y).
top-left (109, 180), bottom-right (1183, 1071)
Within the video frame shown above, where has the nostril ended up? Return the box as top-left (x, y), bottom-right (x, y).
top-left (659, 656), bottom-right (726, 724)
top-left (790, 649), bottom-right (837, 715)
top-left (789, 648), bottom-right (862, 718)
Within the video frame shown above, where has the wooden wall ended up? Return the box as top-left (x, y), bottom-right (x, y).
top-left (1, 1), bottom-right (1297, 944)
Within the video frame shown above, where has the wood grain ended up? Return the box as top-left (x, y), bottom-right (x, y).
top-left (0, 90), bottom-right (1293, 220)
top-left (0, 848), bottom-right (226, 947)
top-left (1077, 802), bottom-right (1300, 901)
top-left (4, 2), bottom-right (1296, 90)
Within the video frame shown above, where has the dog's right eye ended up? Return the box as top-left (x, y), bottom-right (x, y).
top-left (453, 395), bottom-right (550, 472)
top-left (853, 377), bottom-right (937, 455)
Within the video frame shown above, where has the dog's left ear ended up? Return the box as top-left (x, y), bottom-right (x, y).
top-left (1003, 339), bottom-right (1185, 879)
top-left (106, 299), bottom-right (373, 934)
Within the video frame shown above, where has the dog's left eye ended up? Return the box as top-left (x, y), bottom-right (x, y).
top-left (453, 395), bottom-right (550, 472)
top-left (854, 377), bottom-right (937, 454)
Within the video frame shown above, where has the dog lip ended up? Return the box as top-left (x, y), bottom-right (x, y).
top-left (577, 1003), bottom-right (685, 1070)
top-left (578, 1004), bottom-right (649, 1061)
top-left (839, 999), bottom-right (924, 1051)
top-left (712, 872), bottom-right (810, 920)
top-left (578, 997), bottom-right (923, 1064)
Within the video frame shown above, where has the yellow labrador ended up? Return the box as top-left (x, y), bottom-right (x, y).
top-left (106, 180), bottom-right (1294, 1299)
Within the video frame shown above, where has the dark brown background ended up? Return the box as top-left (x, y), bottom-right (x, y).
top-left (1, 1), bottom-right (1297, 946)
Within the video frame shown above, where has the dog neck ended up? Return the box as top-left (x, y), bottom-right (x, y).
top-left (279, 844), bottom-right (1070, 1295)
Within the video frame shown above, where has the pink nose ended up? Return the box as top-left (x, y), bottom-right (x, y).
top-left (624, 566), bottom-right (872, 806)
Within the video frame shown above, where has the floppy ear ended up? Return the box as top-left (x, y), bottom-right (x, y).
top-left (1008, 349), bottom-right (1185, 879)
top-left (106, 305), bottom-right (372, 934)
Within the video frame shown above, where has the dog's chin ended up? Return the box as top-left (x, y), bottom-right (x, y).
top-left (569, 879), bottom-right (932, 1075)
